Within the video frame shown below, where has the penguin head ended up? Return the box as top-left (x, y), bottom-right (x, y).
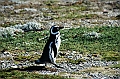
top-left (50, 25), bottom-right (64, 35)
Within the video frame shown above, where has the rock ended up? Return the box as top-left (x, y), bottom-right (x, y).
top-left (67, 55), bottom-right (73, 59)
top-left (0, 61), bottom-right (6, 69)
top-left (11, 64), bottom-right (18, 68)
top-left (39, 71), bottom-right (58, 75)
top-left (24, 8), bottom-right (37, 12)
top-left (2, 5), bottom-right (14, 10)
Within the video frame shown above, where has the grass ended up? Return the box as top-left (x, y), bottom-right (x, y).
top-left (70, 66), bottom-right (120, 77)
top-left (68, 58), bottom-right (86, 64)
top-left (0, 0), bottom-right (101, 29)
top-left (0, 30), bottom-right (49, 52)
top-left (0, 22), bottom-right (17, 27)
top-left (60, 26), bottom-right (120, 52)
top-left (80, 67), bottom-right (120, 76)
top-left (0, 26), bottom-right (120, 61)
top-left (111, 63), bottom-right (120, 68)
top-left (102, 51), bottom-right (120, 61)
top-left (56, 13), bottom-right (98, 20)
top-left (0, 70), bottom-right (70, 79)
top-left (60, 26), bottom-right (120, 61)
top-left (35, 1), bottom-right (96, 20)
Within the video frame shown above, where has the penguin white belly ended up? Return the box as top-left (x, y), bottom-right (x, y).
top-left (55, 35), bottom-right (61, 50)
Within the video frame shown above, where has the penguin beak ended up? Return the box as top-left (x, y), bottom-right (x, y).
top-left (58, 27), bottom-right (64, 30)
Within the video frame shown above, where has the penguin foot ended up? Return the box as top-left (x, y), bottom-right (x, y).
top-left (35, 59), bottom-right (43, 64)
top-left (54, 64), bottom-right (64, 69)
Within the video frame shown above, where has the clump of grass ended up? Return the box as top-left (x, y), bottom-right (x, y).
top-left (101, 51), bottom-right (120, 61)
top-left (63, 14), bottom-right (98, 19)
top-left (0, 22), bottom-right (17, 27)
top-left (68, 58), bottom-right (86, 64)
top-left (14, 54), bottom-right (41, 62)
top-left (110, 64), bottom-right (120, 68)
top-left (103, 57), bottom-right (120, 61)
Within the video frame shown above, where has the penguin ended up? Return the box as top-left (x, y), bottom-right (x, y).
top-left (35, 25), bottom-right (64, 68)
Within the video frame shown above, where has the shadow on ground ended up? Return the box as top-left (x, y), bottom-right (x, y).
top-left (5, 66), bottom-right (47, 72)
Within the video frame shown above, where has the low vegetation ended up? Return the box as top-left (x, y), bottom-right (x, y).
top-left (0, 26), bottom-right (120, 62)
top-left (111, 63), bottom-right (120, 68)
top-left (68, 58), bottom-right (86, 64)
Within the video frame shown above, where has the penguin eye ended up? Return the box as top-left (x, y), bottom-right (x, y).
top-left (54, 27), bottom-right (59, 31)
top-left (57, 27), bottom-right (59, 31)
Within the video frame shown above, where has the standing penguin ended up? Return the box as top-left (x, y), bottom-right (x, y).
top-left (35, 25), bottom-right (64, 68)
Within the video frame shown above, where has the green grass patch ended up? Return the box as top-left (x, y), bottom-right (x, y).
top-left (40, 2), bottom-right (92, 20)
top-left (111, 63), bottom-right (120, 68)
top-left (102, 51), bottom-right (120, 61)
top-left (60, 26), bottom-right (120, 52)
top-left (60, 26), bottom-right (120, 61)
top-left (0, 30), bottom-right (49, 52)
top-left (68, 58), bottom-right (86, 64)
top-left (0, 26), bottom-right (120, 61)
top-left (0, 22), bottom-right (17, 27)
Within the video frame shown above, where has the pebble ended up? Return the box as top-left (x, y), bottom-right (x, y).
top-left (10, 64), bottom-right (18, 68)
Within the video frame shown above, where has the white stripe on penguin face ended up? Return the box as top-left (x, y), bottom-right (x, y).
top-left (50, 26), bottom-right (59, 35)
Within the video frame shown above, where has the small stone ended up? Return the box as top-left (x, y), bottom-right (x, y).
top-left (11, 64), bottom-right (18, 68)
